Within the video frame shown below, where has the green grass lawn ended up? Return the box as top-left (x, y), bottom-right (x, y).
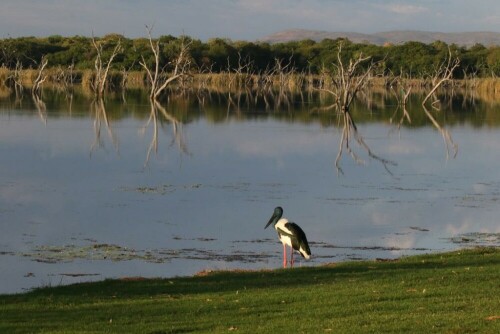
top-left (1, 247), bottom-right (499, 333)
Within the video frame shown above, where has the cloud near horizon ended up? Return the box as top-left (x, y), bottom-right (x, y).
top-left (382, 4), bottom-right (428, 15)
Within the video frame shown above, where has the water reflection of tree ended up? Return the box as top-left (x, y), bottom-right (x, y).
top-left (335, 110), bottom-right (397, 175)
top-left (422, 48), bottom-right (460, 159)
top-left (389, 48), bottom-right (459, 160)
top-left (329, 45), bottom-right (460, 174)
top-left (32, 93), bottom-right (47, 125)
top-left (422, 105), bottom-right (458, 159)
top-left (389, 102), bottom-right (458, 161)
top-left (90, 98), bottom-right (118, 155)
top-left (312, 43), bottom-right (397, 174)
top-left (141, 100), bottom-right (188, 167)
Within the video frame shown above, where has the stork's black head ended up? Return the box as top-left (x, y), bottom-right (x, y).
top-left (265, 206), bottom-right (283, 229)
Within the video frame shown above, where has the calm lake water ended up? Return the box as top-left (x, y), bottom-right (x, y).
top-left (1, 88), bottom-right (499, 294)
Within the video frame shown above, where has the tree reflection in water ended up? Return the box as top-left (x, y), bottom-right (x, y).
top-left (90, 98), bottom-right (118, 155)
top-left (141, 100), bottom-right (189, 167)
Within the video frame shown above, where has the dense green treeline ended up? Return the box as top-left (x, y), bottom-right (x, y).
top-left (1, 34), bottom-right (500, 77)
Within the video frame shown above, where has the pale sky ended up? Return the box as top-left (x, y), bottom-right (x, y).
top-left (1, 0), bottom-right (499, 40)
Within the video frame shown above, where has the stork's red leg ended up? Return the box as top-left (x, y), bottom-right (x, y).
top-left (283, 243), bottom-right (287, 268)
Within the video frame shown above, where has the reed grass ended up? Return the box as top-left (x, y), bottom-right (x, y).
top-left (476, 77), bottom-right (500, 94)
top-left (124, 71), bottom-right (147, 89)
top-left (0, 69), bottom-right (499, 102)
top-left (0, 66), bottom-right (9, 83)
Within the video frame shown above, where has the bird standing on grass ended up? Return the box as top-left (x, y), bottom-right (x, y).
top-left (265, 206), bottom-right (311, 268)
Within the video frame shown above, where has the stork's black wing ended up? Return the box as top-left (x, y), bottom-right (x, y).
top-left (285, 222), bottom-right (311, 257)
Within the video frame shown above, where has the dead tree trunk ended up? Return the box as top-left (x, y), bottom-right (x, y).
top-left (422, 47), bottom-right (460, 107)
top-left (317, 43), bottom-right (394, 174)
top-left (335, 44), bottom-right (375, 112)
top-left (273, 55), bottom-right (295, 90)
top-left (139, 26), bottom-right (191, 101)
top-left (8, 60), bottom-right (24, 98)
top-left (31, 56), bottom-right (48, 97)
top-left (419, 48), bottom-right (460, 159)
top-left (90, 36), bottom-right (122, 97)
top-left (388, 70), bottom-right (412, 129)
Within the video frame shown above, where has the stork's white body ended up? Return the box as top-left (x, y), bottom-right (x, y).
top-left (275, 218), bottom-right (311, 260)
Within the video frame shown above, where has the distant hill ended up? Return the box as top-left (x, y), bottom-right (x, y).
top-left (260, 29), bottom-right (500, 47)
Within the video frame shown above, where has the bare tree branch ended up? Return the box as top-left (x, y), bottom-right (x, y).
top-left (31, 56), bottom-right (48, 97)
top-left (139, 25), bottom-right (191, 101)
top-left (90, 34), bottom-right (122, 97)
top-left (314, 42), bottom-right (395, 174)
top-left (422, 47), bottom-right (460, 107)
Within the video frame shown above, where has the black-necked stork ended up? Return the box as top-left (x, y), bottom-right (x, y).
top-left (265, 206), bottom-right (311, 268)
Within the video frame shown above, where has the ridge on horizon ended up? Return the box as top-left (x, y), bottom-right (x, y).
top-left (259, 29), bottom-right (500, 47)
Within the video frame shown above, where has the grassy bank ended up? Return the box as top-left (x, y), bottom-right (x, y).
top-left (0, 247), bottom-right (499, 333)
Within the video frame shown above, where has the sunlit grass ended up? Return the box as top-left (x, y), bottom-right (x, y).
top-left (1, 247), bottom-right (498, 333)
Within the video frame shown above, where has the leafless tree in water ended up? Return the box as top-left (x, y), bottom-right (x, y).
top-left (31, 56), bottom-right (48, 97)
top-left (317, 43), bottom-right (379, 113)
top-left (90, 35), bottom-right (122, 97)
top-left (384, 47), bottom-right (460, 160)
top-left (8, 60), bottom-right (24, 99)
top-left (270, 56), bottom-right (295, 110)
top-left (226, 53), bottom-right (255, 114)
top-left (422, 47), bottom-right (460, 108)
top-left (316, 43), bottom-right (396, 174)
top-left (139, 25), bottom-right (191, 101)
top-left (29, 56), bottom-right (49, 124)
top-left (52, 63), bottom-right (76, 94)
top-left (388, 70), bottom-right (412, 131)
top-left (420, 47), bottom-right (460, 158)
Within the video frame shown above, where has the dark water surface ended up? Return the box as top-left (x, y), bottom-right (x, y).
top-left (1, 89), bottom-right (499, 293)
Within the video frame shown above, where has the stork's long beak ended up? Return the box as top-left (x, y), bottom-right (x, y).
top-left (265, 213), bottom-right (276, 229)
